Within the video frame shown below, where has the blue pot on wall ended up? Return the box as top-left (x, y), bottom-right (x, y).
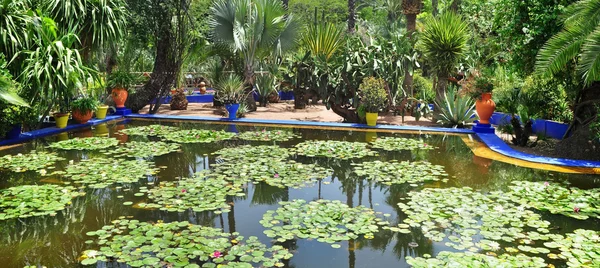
top-left (5, 124), bottom-right (22, 139)
top-left (225, 104), bottom-right (240, 119)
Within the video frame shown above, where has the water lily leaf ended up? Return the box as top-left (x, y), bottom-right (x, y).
top-left (64, 158), bottom-right (159, 189)
top-left (48, 137), bottom-right (119, 150)
top-left (0, 185), bottom-right (84, 220)
top-left (0, 151), bottom-right (65, 173)
top-left (112, 141), bottom-right (180, 158)
top-left (237, 130), bottom-right (300, 142)
top-left (160, 129), bottom-right (235, 143)
top-left (119, 125), bottom-right (180, 136)
top-left (352, 160), bottom-right (447, 185)
top-left (370, 137), bottom-right (434, 151)
top-left (294, 140), bottom-right (378, 159)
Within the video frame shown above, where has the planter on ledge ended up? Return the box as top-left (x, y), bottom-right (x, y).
top-left (473, 92), bottom-right (496, 133)
top-left (54, 113), bottom-right (70, 129)
top-left (96, 105), bottom-right (109, 119)
top-left (111, 88), bottom-right (128, 108)
top-left (366, 112), bottom-right (378, 126)
top-left (73, 109), bottom-right (93, 124)
top-left (225, 104), bottom-right (240, 119)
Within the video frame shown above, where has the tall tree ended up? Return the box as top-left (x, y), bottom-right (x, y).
top-left (419, 12), bottom-right (469, 104)
top-left (401, 0), bottom-right (421, 96)
top-left (209, 0), bottom-right (299, 112)
top-left (348, 0), bottom-right (356, 32)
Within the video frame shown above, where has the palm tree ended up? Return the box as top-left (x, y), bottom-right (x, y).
top-left (536, 0), bottom-right (600, 86)
top-left (419, 12), bottom-right (469, 104)
top-left (401, 0), bottom-right (421, 97)
top-left (348, 0), bottom-right (356, 32)
top-left (209, 0), bottom-right (298, 111)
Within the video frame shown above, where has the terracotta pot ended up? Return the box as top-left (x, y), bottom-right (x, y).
top-left (73, 109), bottom-right (93, 124)
top-left (111, 88), bottom-right (128, 108)
top-left (54, 113), bottom-right (70, 129)
top-left (96, 105), bottom-right (109, 119)
top-left (365, 112), bottom-right (378, 126)
top-left (475, 92), bottom-right (496, 124)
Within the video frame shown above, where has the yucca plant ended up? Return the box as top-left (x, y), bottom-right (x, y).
top-left (536, 0), bottom-right (600, 85)
top-left (419, 12), bottom-right (469, 104)
top-left (435, 86), bottom-right (477, 128)
top-left (302, 23), bottom-right (345, 63)
top-left (216, 75), bottom-right (247, 105)
top-left (255, 73), bottom-right (277, 107)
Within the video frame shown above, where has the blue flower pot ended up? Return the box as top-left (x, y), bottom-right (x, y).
top-left (225, 104), bottom-right (240, 119)
top-left (279, 91), bottom-right (294, 100)
top-left (5, 124), bottom-right (22, 139)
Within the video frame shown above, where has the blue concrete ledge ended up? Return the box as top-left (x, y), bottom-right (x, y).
top-left (155, 94), bottom-right (214, 104)
top-left (476, 132), bottom-right (600, 168)
top-left (125, 114), bottom-right (475, 134)
top-left (0, 115), bottom-right (123, 147)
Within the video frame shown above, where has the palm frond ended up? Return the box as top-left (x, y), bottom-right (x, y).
top-left (579, 26), bottom-right (600, 85)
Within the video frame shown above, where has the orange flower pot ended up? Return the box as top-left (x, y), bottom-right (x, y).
top-left (72, 109), bottom-right (93, 124)
top-left (111, 88), bottom-right (128, 108)
top-left (475, 93), bottom-right (496, 124)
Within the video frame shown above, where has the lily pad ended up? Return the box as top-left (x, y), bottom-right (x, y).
top-left (64, 158), bottom-right (159, 188)
top-left (111, 141), bottom-right (180, 158)
top-left (118, 125), bottom-right (180, 136)
top-left (81, 220), bottom-right (293, 267)
top-left (543, 229), bottom-right (600, 267)
top-left (406, 251), bottom-right (547, 267)
top-left (0, 185), bottom-right (85, 220)
top-left (493, 181), bottom-right (600, 220)
top-left (352, 160), bottom-right (447, 185)
top-left (294, 140), bottom-right (377, 159)
top-left (137, 173), bottom-right (243, 213)
top-left (160, 129), bottom-right (236, 143)
top-left (213, 145), bottom-right (293, 162)
top-left (237, 130), bottom-right (299, 142)
top-left (370, 137), bottom-right (434, 151)
top-left (0, 151), bottom-right (65, 173)
top-left (396, 187), bottom-right (551, 251)
top-left (48, 137), bottom-right (119, 150)
top-left (260, 199), bottom-right (386, 245)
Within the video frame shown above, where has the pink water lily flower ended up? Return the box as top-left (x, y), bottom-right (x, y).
top-left (544, 181), bottom-right (549, 187)
top-left (574, 206), bottom-right (580, 213)
top-left (181, 189), bottom-right (187, 193)
top-left (212, 251), bottom-right (222, 258)
top-left (274, 173), bottom-right (280, 178)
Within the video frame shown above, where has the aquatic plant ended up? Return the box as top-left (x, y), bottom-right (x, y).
top-left (492, 180), bottom-right (600, 220)
top-left (352, 160), bottom-right (448, 185)
top-left (64, 158), bottom-right (159, 188)
top-left (136, 175), bottom-right (245, 213)
top-left (0, 151), bottom-right (65, 173)
top-left (213, 160), bottom-right (332, 189)
top-left (0, 185), bottom-right (84, 220)
top-left (237, 130), bottom-right (299, 142)
top-left (80, 219), bottom-right (293, 267)
top-left (294, 140), bottom-right (378, 159)
top-left (212, 145), bottom-right (293, 162)
top-left (160, 129), bottom-right (236, 143)
top-left (48, 137), bottom-right (119, 150)
top-left (396, 187), bottom-right (551, 252)
top-left (260, 199), bottom-right (387, 248)
top-left (543, 229), bottom-right (600, 267)
top-left (118, 125), bottom-right (180, 136)
top-left (370, 137), bottom-right (434, 151)
top-left (111, 141), bottom-right (181, 158)
top-left (406, 251), bottom-right (547, 267)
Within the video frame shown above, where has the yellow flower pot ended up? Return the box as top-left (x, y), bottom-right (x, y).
top-left (365, 112), bottom-right (378, 126)
top-left (55, 113), bottom-right (70, 129)
top-left (96, 105), bottom-right (109, 119)
top-left (94, 123), bottom-right (109, 137)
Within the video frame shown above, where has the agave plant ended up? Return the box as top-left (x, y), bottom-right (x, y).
top-left (255, 73), bottom-right (277, 107)
top-left (435, 87), bottom-right (477, 128)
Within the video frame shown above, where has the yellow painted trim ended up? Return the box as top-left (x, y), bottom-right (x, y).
top-left (460, 136), bottom-right (600, 174)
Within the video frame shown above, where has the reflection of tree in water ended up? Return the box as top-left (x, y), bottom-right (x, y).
top-left (0, 194), bottom-right (88, 267)
top-left (251, 183), bottom-right (289, 205)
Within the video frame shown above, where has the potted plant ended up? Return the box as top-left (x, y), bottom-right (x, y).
top-left (216, 75), bottom-right (248, 119)
top-left (462, 72), bottom-right (495, 124)
top-left (107, 69), bottom-right (137, 108)
top-left (88, 79), bottom-right (111, 119)
top-left (0, 104), bottom-right (34, 140)
top-left (72, 97), bottom-right (100, 124)
top-left (359, 77), bottom-right (388, 126)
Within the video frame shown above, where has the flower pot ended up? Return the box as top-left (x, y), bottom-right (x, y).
top-left (111, 88), bottom-right (128, 108)
top-left (365, 112), bottom-right (378, 126)
top-left (96, 105), bottom-right (109, 119)
top-left (94, 123), bottom-right (109, 137)
top-left (73, 109), bottom-right (93, 124)
top-left (475, 93), bottom-right (496, 124)
top-left (5, 124), bottom-right (22, 139)
top-left (54, 113), bottom-right (70, 129)
top-left (225, 104), bottom-right (240, 119)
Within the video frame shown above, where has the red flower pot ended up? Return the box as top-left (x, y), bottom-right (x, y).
top-left (476, 92), bottom-right (496, 124)
top-left (72, 109), bottom-right (93, 124)
top-left (111, 88), bottom-right (128, 108)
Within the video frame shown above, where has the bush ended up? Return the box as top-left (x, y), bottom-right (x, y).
top-left (413, 72), bottom-right (435, 103)
top-left (72, 97), bottom-right (100, 113)
top-left (359, 77), bottom-right (388, 113)
top-left (521, 76), bottom-right (572, 123)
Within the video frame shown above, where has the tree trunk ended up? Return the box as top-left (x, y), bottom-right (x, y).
top-left (435, 72), bottom-right (448, 106)
top-left (348, 0), bottom-right (356, 33)
top-left (403, 13), bottom-right (417, 97)
top-left (244, 64), bottom-right (257, 112)
top-left (432, 0), bottom-right (439, 16)
top-left (126, 11), bottom-right (177, 113)
top-left (450, 0), bottom-right (461, 11)
top-left (282, 0), bottom-right (288, 8)
top-left (330, 100), bottom-right (361, 123)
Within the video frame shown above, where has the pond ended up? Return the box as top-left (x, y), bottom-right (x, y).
top-left (0, 120), bottom-right (599, 268)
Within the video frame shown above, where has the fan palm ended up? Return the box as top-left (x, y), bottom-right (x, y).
top-left (536, 0), bottom-right (600, 85)
top-left (209, 0), bottom-right (299, 85)
top-left (419, 12), bottom-right (469, 104)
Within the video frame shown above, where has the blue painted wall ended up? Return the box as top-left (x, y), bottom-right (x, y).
top-left (489, 112), bottom-right (569, 140)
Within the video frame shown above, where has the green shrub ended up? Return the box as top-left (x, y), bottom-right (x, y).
top-left (521, 76), bottom-right (573, 123)
top-left (72, 97), bottom-right (100, 113)
top-left (413, 73), bottom-right (435, 103)
top-left (359, 77), bottom-right (388, 113)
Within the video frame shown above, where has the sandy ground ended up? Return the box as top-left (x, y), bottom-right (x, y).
top-left (140, 101), bottom-right (438, 127)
